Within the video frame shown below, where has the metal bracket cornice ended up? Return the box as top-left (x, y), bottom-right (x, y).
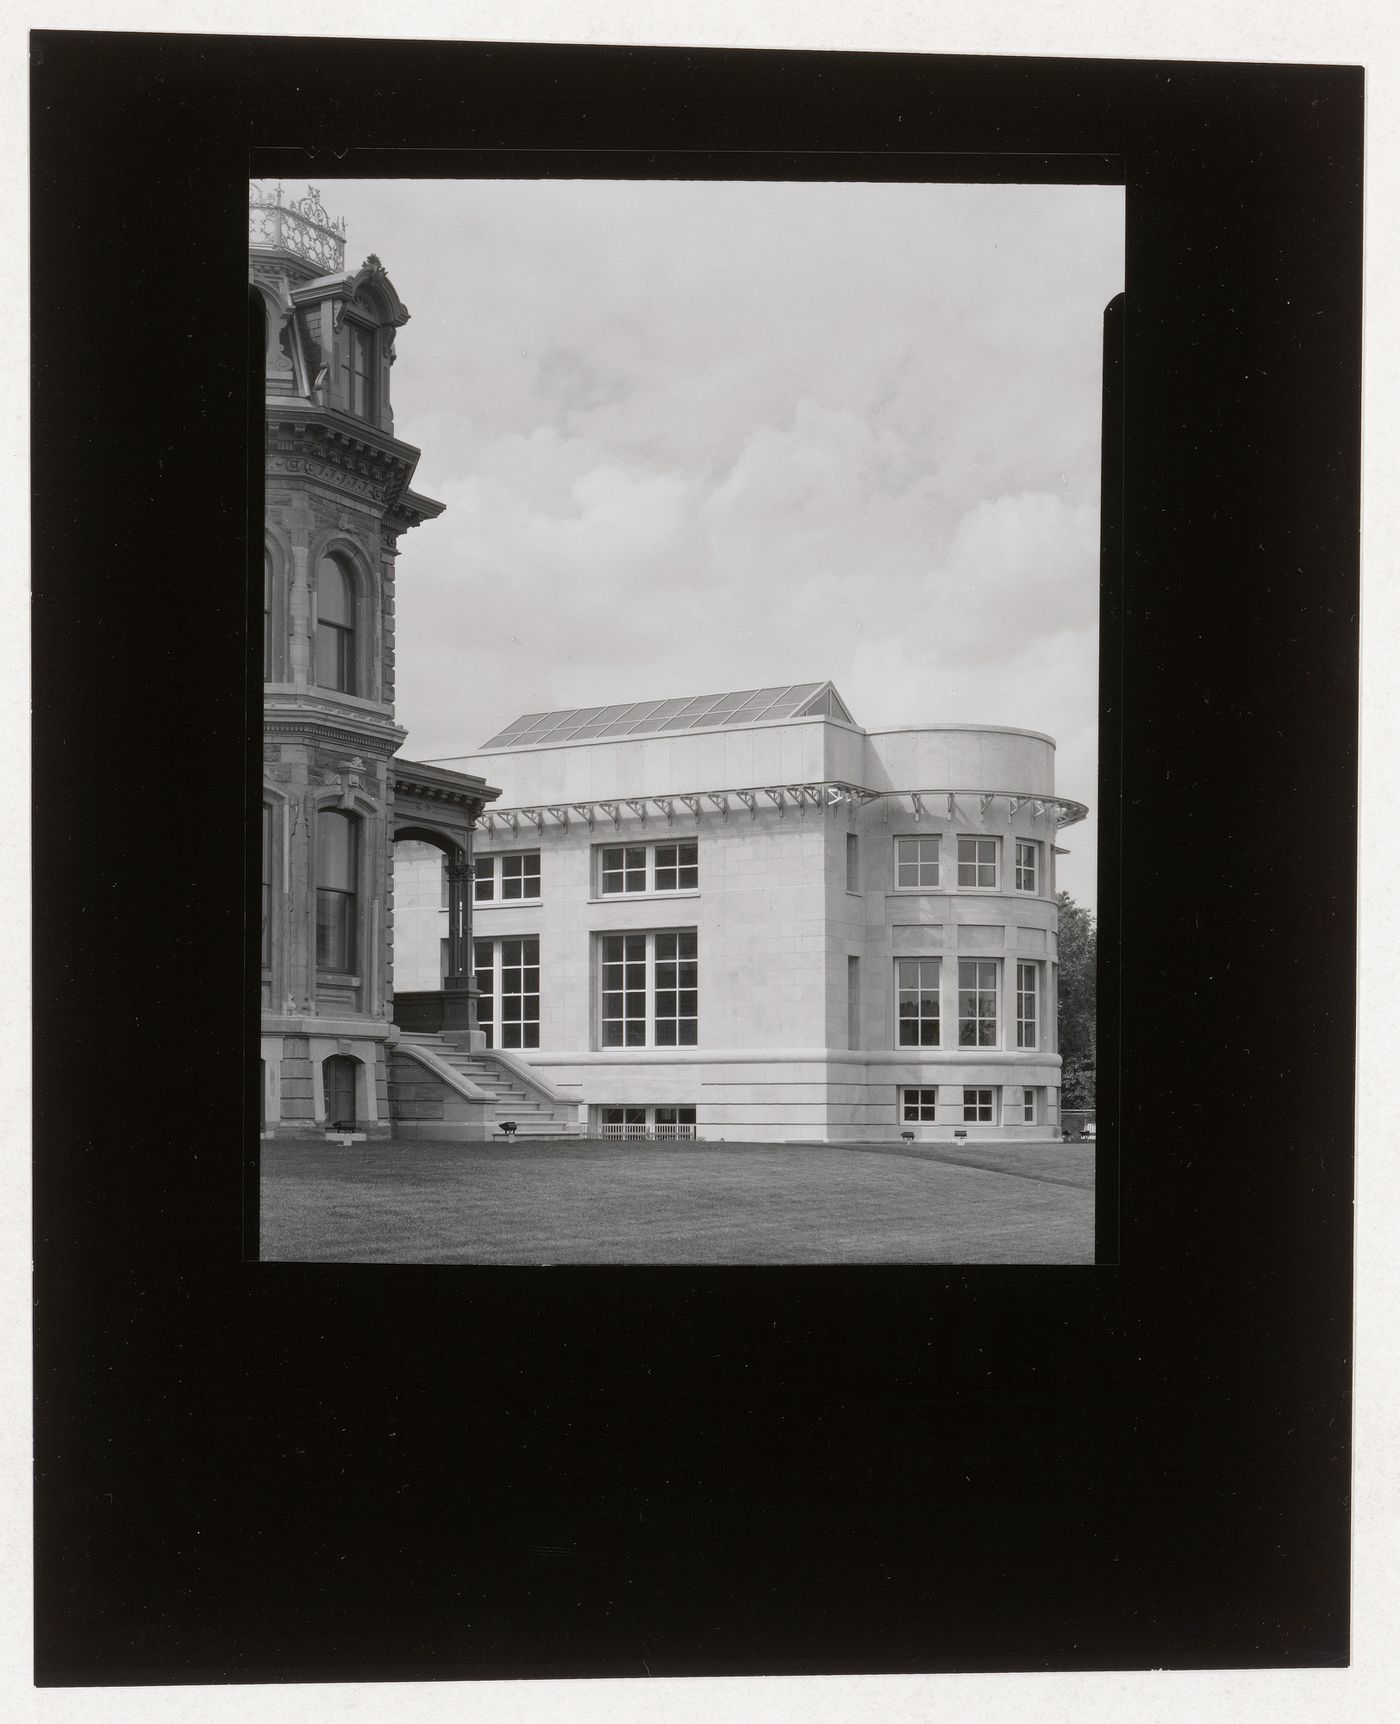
top-left (475, 783), bottom-right (1088, 833)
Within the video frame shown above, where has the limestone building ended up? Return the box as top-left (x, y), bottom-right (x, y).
top-left (252, 184), bottom-right (496, 1137)
top-left (397, 684), bottom-right (1088, 1143)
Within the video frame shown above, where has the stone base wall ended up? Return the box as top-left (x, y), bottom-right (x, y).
top-left (528, 1051), bottom-right (1063, 1144)
top-left (387, 1052), bottom-right (491, 1139)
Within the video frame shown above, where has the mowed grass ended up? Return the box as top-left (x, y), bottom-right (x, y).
top-left (259, 1137), bottom-right (1095, 1265)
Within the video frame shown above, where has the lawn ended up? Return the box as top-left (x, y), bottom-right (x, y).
top-left (259, 1136), bottom-right (1095, 1265)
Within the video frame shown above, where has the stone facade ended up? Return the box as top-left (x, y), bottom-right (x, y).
top-left (254, 186), bottom-right (494, 1138)
top-left (396, 690), bottom-right (1088, 1143)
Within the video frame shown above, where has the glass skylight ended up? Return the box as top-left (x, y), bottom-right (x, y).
top-left (479, 682), bottom-right (846, 749)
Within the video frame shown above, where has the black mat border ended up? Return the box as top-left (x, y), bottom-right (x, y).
top-left (31, 33), bottom-right (1358, 1683)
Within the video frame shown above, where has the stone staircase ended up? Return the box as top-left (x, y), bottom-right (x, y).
top-left (392, 1032), bottom-right (580, 1140)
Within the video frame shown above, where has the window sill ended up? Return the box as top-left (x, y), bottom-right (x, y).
top-left (587, 890), bottom-right (701, 906)
top-left (595, 1045), bottom-right (702, 1055)
top-left (473, 898), bottom-right (543, 910)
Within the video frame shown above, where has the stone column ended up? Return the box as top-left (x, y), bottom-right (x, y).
top-left (445, 851), bottom-right (470, 982)
top-left (442, 842), bottom-right (478, 1035)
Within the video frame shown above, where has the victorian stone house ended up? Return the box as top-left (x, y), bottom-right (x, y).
top-left (253, 184), bottom-right (517, 1138)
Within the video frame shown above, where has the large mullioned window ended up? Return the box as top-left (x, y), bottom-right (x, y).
top-left (474, 851), bottom-right (541, 903)
top-left (600, 929), bottom-right (698, 1047)
top-left (599, 840), bottom-right (698, 896)
top-left (1016, 961), bottom-right (1039, 1049)
top-left (957, 836), bottom-right (998, 889)
top-left (473, 936), bottom-right (540, 1050)
top-left (895, 835), bottom-right (940, 890)
top-left (315, 810), bottom-right (358, 972)
top-left (1015, 839), bottom-right (1040, 893)
top-left (896, 957), bottom-right (941, 1047)
top-left (957, 958), bottom-right (999, 1047)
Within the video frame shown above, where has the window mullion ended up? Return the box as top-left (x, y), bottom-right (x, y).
top-left (646, 933), bottom-right (656, 1047)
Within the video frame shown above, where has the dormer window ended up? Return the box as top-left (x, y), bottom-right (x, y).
top-left (344, 320), bottom-right (375, 420)
top-left (315, 555), bottom-right (355, 693)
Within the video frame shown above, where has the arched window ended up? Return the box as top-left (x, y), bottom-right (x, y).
top-left (323, 1055), bottom-right (358, 1129)
top-left (316, 810), bottom-right (358, 972)
top-left (315, 556), bottom-right (355, 694)
top-left (261, 805), bottom-right (273, 968)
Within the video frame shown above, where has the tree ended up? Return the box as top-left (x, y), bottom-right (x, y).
top-left (1055, 891), bottom-right (1096, 1111)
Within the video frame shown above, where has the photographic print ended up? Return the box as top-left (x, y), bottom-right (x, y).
top-left (32, 31), bottom-right (1359, 1687)
top-left (254, 174), bottom-right (1122, 1264)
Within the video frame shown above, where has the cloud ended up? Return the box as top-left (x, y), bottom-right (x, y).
top-left (311, 177), bottom-right (1122, 905)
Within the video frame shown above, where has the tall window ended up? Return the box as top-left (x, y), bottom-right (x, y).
top-left (315, 556), bottom-right (356, 693)
top-left (474, 852), bottom-right (541, 903)
top-left (473, 936), bottom-right (540, 1050)
top-left (261, 805), bottom-right (273, 968)
top-left (1016, 962), bottom-right (1039, 1049)
top-left (957, 837), bottom-right (998, 889)
top-left (600, 930), bottom-right (698, 1047)
top-left (316, 810), bottom-right (357, 971)
top-left (847, 955), bottom-right (860, 1049)
top-left (599, 840), bottom-right (698, 895)
top-left (895, 835), bottom-right (940, 890)
top-left (846, 832), bottom-right (860, 892)
top-left (957, 958), bottom-right (998, 1047)
top-left (263, 548), bottom-right (273, 680)
top-left (345, 322), bottom-right (374, 420)
top-left (1015, 839), bottom-right (1040, 893)
top-left (896, 957), bottom-right (941, 1047)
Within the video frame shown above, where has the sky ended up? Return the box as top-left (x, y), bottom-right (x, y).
top-left (279, 177), bottom-right (1123, 908)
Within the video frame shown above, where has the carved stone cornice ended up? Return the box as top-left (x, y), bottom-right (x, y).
top-left (264, 699), bottom-right (407, 757)
top-left (265, 408), bottom-right (444, 524)
top-left (393, 757), bottom-right (500, 811)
